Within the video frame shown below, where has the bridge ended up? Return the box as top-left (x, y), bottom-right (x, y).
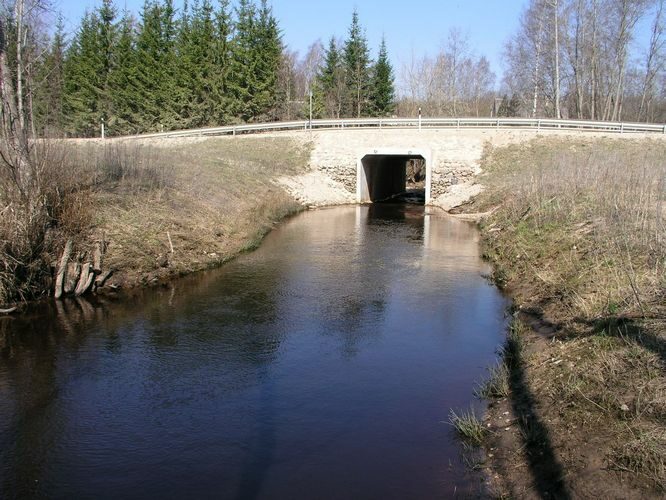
top-left (123, 118), bottom-right (666, 209)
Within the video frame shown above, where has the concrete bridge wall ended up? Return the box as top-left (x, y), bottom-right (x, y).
top-left (279, 128), bottom-right (529, 209)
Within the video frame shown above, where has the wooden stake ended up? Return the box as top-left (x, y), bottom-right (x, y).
top-left (93, 242), bottom-right (103, 273)
top-left (167, 231), bottom-right (174, 254)
top-left (75, 263), bottom-right (93, 296)
top-left (54, 240), bottom-right (72, 299)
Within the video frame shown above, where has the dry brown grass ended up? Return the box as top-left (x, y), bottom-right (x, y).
top-left (85, 136), bottom-right (311, 289)
top-left (476, 137), bottom-right (665, 322)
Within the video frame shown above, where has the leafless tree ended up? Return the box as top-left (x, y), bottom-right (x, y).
top-left (638, 0), bottom-right (664, 121)
top-left (505, 0), bottom-right (658, 121)
top-left (397, 30), bottom-right (495, 117)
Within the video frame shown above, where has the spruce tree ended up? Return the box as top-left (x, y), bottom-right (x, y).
top-left (228, 0), bottom-right (257, 121)
top-left (179, 0), bottom-right (218, 127)
top-left (508, 93), bottom-right (521, 117)
top-left (497, 94), bottom-right (509, 117)
top-left (228, 0), bottom-right (281, 122)
top-left (135, 0), bottom-right (180, 131)
top-left (34, 16), bottom-right (66, 136)
top-left (343, 10), bottom-right (371, 118)
top-left (211, 0), bottom-right (233, 124)
top-left (315, 37), bottom-right (344, 118)
top-left (370, 37), bottom-right (395, 116)
top-left (97, 0), bottom-right (117, 124)
top-left (254, 0), bottom-right (282, 120)
top-left (175, 0), bottom-right (195, 125)
top-left (63, 10), bottom-right (106, 136)
top-left (108, 13), bottom-right (141, 135)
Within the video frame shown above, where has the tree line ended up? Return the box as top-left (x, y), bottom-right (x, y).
top-left (1, 0), bottom-right (397, 138)
top-left (37, 0), bottom-right (283, 136)
top-left (1, 0), bottom-right (665, 140)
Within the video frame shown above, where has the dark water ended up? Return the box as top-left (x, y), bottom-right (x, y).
top-left (0, 205), bottom-right (509, 499)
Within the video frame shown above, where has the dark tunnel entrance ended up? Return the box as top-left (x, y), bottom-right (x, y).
top-left (357, 151), bottom-right (431, 204)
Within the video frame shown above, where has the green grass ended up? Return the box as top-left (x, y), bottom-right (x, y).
top-left (475, 362), bottom-right (510, 400)
top-left (448, 408), bottom-right (489, 446)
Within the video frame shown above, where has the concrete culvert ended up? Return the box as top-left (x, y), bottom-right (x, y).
top-left (357, 149), bottom-right (432, 205)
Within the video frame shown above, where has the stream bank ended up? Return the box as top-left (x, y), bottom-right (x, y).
top-left (462, 136), bottom-right (666, 498)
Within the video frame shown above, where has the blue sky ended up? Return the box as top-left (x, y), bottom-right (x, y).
top-left (58, 0), bottom-right (526, 78)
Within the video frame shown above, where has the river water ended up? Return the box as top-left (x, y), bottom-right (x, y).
top-left (0, 204), bottom-right (509, 499)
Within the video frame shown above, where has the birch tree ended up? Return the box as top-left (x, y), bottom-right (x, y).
top-left (638, 0), bottom-right (664, 121)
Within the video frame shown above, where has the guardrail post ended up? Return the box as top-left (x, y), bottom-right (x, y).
top-left (379, 119), bottom-right (382, 129)
top-left (232, 127), bottom-right (236, 136)
top-left (537, 120), bottom-right (541, 131)
top-left (663, 125), bottom-right (666, 134)
top-left (620, 123), bottom-right (624, 134)
top-left (496, 119), bottom-right (499, 128)
top-left (341, 121), bottom-right (344, 129)
top-left (456, 119), bottom-right (460, 129)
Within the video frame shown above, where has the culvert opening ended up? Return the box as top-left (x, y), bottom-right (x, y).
top-left (358, 153), bottom-right (429, 205)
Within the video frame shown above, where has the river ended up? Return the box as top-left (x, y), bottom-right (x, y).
top-left (0, 204), bottom-right (509, 499)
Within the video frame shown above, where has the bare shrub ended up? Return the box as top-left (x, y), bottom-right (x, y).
top-left (0, 139), bottom-right (173, 305)
top-left (0, 141), bottom-right (74, 303)
top-left (95, 142), bottom-right (172, 191)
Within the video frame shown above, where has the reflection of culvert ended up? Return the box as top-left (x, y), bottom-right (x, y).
top-left (356, 148), bottom-right (432, 204)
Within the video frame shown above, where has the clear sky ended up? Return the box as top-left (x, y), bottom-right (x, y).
top-left (58, 0), bottom-right (526, 79)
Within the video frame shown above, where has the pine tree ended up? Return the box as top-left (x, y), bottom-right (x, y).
top-left (343, 10), bottom-right (371, 118)
top-left (370, 37), bottom-right (395, 116)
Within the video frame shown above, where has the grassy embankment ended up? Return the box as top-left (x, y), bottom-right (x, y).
top-left (458, 136), bottom-right (665, 498)
top-left (0, 136), bottom-right (311, 306)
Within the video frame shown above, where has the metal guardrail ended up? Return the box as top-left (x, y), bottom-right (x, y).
top-left (121, 117), bottom-right (666, 140)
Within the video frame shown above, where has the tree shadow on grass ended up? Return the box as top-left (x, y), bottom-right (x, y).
top-left (503, 321), bottom-right (572, 499)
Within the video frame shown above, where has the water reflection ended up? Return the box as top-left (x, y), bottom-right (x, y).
top-left (0, 205), bottom-right (508, 499)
